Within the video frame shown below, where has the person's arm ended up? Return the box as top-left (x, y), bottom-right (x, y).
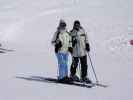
top-left (67, 31), bottom-right (72, 47)
top-left (53, 32), bottom-right (62, 53)
top-left (84, 29), bottom-right (90, 52)
top-left (68, 32), bottom-right (73, 54)
top-left (83, 28), bottom-right (89, 44)
top-left (70, 30), bottom-right (77, 47)
top-left (51, 29), bottom-right (61, 46)
top-left (51, 31), bottom-right (58, 45)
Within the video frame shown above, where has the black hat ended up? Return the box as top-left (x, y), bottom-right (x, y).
top-left (74, 20), bottom-right (80, 26)
top-left (59, 19), bottom-right (66, 27)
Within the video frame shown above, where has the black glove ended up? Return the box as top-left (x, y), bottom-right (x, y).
top-left (86, 43), bottom-right (90, 52)
top-left (55, 41), bottom-right (62, 53)
top-left (68, 47), bottom-right (73, 54)
top-left (72, 39), bottom-right (77, 47)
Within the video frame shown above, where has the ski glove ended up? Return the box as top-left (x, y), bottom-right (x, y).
top-left (68, 47), bottom-right (73, 54)
top-left (55, 41), bottom-right (62, 53)
top-left (86, 43), bottom-right (90, 52)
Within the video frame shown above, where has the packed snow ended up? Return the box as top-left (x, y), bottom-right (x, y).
top-left (0, 0), bottom-right (133, 100)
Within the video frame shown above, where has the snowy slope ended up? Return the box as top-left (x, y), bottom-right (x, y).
top-left (0, 0), bottom-right (133, 100)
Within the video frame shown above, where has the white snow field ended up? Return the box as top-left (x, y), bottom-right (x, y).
top-left (0, 0), bottom-right (133, 100)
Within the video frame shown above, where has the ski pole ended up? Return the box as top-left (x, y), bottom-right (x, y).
top-left (88, 53), bottom-right (99, 83)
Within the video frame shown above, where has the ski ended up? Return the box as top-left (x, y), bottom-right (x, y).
top-left (69, 80), bottom-right (108, 88)
top-left (16, 76), bottom-right (107, 88)
top-left (0, 51), bottom-right (5, 53)
top-left (29, 76), bottom-right (94, 88)
top-left (92, 83), bottom-right (108, 88)
top-left (83, 82), bottom-right (108, 88)
top-left (0, 48), bottom-right (14, 52)
top-left (16, 76), bottom-right (93, 88)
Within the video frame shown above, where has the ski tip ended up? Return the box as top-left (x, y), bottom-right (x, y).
top-left (92, 82), bottom-right (108, 88)
top-left (0, 51), bottom-right (5, 53)
top-left (96, 83), bottom-right (108, 88)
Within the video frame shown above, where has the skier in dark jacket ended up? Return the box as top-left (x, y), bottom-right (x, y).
top-left (69, 20), bottom-right (92, 83)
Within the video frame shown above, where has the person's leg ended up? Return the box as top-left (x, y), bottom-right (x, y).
top-left (56, 53), bottom-right (64, 79)
top-left (80, 56), bottom-right (88, 79)
top-left (70, 57), bottom-right (79, 76)
top-left (57, 53), bottom-right (71, 82)
top-left (62, 53), bottom-right (68, 77)
top-left (80, 55), bottom-right (92, 83)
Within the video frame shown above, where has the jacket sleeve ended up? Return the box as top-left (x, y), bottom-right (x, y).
top-left (66, 31), bottom-right (72, 48)
top-left (83, 29), bottom-right (89, 44)
top-left (83, 28), bottom-right (90, 52)
top-left (51, 31), bottom-right (58, 45)
top-left (69, 30), bottom-right (77, 47)
top-left (69, 34), bottom-right (72, 48)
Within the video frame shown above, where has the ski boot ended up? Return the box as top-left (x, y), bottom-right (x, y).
top-left (80, 77), bottom-right (92, 84)
top-left (58, 76), bottom-right (71, 83)
top-left (70, 75), bottom-right (80, 82)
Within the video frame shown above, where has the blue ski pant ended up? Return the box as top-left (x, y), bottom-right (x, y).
top-left (56, 53), bottom-right (68, 79)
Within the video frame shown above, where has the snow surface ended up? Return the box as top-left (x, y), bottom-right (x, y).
top-left (0, 0), bottom-right (133, 100)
